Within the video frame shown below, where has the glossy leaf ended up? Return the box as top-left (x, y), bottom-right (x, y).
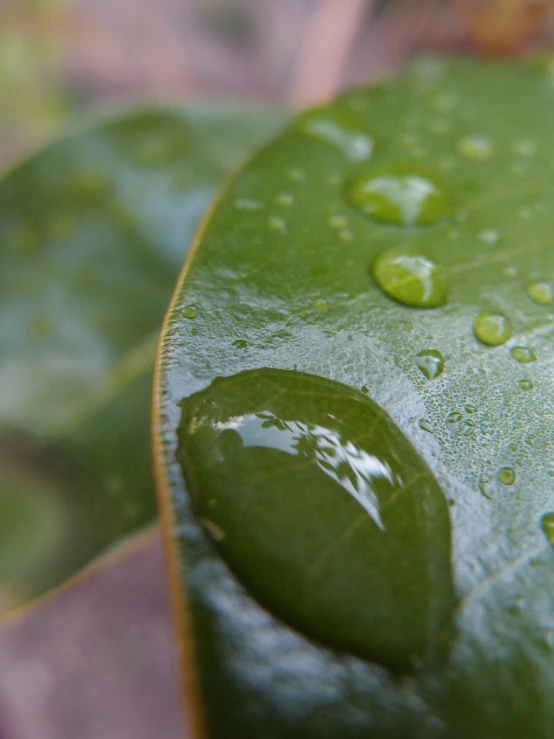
top-left (155, 57), bottom-right (554, 738)
top-left (0, 105), bottom-right (287, 616)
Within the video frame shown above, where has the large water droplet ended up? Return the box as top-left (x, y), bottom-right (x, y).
top-left (296, 108), bottom-right (374, 161)
top-left (183, 304), bottom-right (199, 319)
top-left (177, 369), bottom-right (454, 671)
top-left (511, 346), bottom-right (537, 363)
top-left (541, 513), bottom-right (554, 546)
top-left (415, 350), bottom-right (445, 379)
top-left (373, 249), bottom-right (448, 308)
top-left (347, 167), bottom-right (451, 227)
top-left (473, 310), bottom-right (512, 346)
top-left (527, 280), bottom-right (554, 306)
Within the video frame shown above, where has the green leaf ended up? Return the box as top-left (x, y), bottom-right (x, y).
top-left (0, 104), bottom-right (287, 617)
top-left (155, 57), bottom-right (554, 738)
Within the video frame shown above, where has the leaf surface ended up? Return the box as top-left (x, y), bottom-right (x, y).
top-left (0, 105), bottom-right (287, 616)
top-left (155, 58), bottom-right (554, 738)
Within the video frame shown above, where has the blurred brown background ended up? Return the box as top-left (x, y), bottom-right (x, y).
top-left (0, 1), bottom-right (553, 737)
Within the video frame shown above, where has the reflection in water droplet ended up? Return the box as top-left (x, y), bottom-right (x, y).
top-left (457, 134), bottom-right (494, 161)
top-left (519, 379), bottom-right (534, 391)
top-left (540, 513), bottom-right (554, 546)
top-left (347, 167), bottom-right (451, 227)
top-left (473, 310), bottom-right (512, 346)
top-left (296, 108), bottom-right (374, 160)
top-left (183, 305), bottom-right (199, 319)
top-left (232, 339), bottom-right (248, 349)
top-left (511, 346), bottom-right (537, 363)
top-left (498, 467), bottom-right (516, 486)
top-left (373, 250), bottom-right (448, 308)
top-left (177, 369), bottom-right (454, 671)
top-left (527, 281), bottom-right (554, 306)
top-left (415, 350), bottom-right (445, 379)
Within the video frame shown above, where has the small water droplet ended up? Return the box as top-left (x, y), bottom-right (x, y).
top-left (419, 418), bottom-right (434, 433)
top-left (347, 167), bottom-right (451, 227)
top-left (527, 280), bottom-right (554, 306)
top-left (457, 134), bottom-right (494, 161)
top-left (519, 379), bottom-right (534, 391)
top-left (511, 346), bottom-right (537, 363)
top-left (415, 350), bottom-right (445, 380)
top-left (447, 412), bottom-right (462, 425)
top-left (513, 138), bottom-right (537, 156)
top-left (315, 299), bottom-right (328, 311)
top-left (200, 518), bottom-right (226, 543)
top-left (517, 207), bottom-right (532, 220)
top-left (296, 108), bottom-right (374, 160)
top-left (183, 304), bottom-right (199, 319)
top-left (503, 266), bottom-right (518, 278)
top-left (232, 339), bottom-right (248, 349)
top-left (508, 596), bottom-right (525, 616)
top-left (498, 467), bottom-right (516, 486)
top-left (276, 193), bottom-right (295, 207)
top-left (361, 385), bottom-right (369, 394)
top-left (191, 328), bottom-right (198, 336)
top-left (234, 198), bottom-right (262, 211)
top-left (288, 168), bottom-right (305, 182)
top-left (509, 443), bottom-right (518, 452)
top-left (268, 215), bottom-right (287, 233)
top-left (473, 310), bottom-right (512, 346)
top-left (373, 249), bottom-right (448, 308)
top-left (540, 512), bottom-right (554, 546)
top-left (478, 229), bottom-right (500, 245)
top-left (329, 214), bottom-right (348, 229)
top-left (465, 405), bottom-right (476, 414)
top-left (339, 228), bottom-right (353, 241)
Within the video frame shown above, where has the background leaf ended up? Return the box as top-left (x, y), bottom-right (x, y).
top-left (0, 104), bottom-right (287, 617)
top-left (155, 57), bottom-right (554, 738)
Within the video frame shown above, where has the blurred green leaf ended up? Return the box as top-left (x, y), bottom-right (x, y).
top-left (0, 104), bottom-right (287, 617)
top-left (155, 58), bottom-right (554, 738)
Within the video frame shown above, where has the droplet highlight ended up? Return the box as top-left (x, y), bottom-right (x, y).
top-left (177, 368), bottom-right (454, 671)
top-left (347, 167), bottom-right (451, 227)
top-left (415, 350), bottom-right (445, 379)
top-left (373, 249), bottom-right (448, 308)
top-left (296, 108), bottom-right (374, 161)
top-left (511, 346), bottom-right (537, 363)
top-left (473, 310), bottom-right (512, 346)
top-left (527, 281), bottom-right (554, 306)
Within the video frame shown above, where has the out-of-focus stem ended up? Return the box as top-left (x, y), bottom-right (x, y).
top-left (290, 0), bottom-right (373, 108)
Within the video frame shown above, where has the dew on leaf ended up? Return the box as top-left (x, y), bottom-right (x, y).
top-left (177, 368), bottom-right (454, 671)
top-left (361, 385), bottom-right (369, 394)
top-left (540, 513), bottom-right (554, 546)
top-left (447, 411), bottom-right (462, 424)
top-left (519, 379), bottom-right (534, 391)
top-left (527, 280), bottom-right (554, 306)
top-left (373, 249), bottom-right (448, 308)
top-left (419, 418), bottom-right (434, 433)
top-left (233, 198), bottom-right (262, 211)
top-left (315, 299), bottom-right (328, 311)
top-left (498, 467), bottom-right (516, 486)
top-left (329, 214), bottom-right (348, 229)
top-left (457, 134), bottom-right (494, 161)
top-left (276, 193), bottom-right (294, 207)
top-left (465, 405), bottom-right (476, 414)
top-left (295, 108), bottom-right (374, 161)
top-left (232, 339), bottom-right (248, 349)
top-left (415, 349), bottom-right (445, 379)
top-left (473, 309), bottom-right (512, 346)
top-left (183, 304), bottom-right (199, 319)
top-left (267, 215), bottom-right (287, 233)
top-left (511, 346), bottom-right (537, 363)
top-left (478, 229), bottom-right (500, 245)
top-left (347, 167), bottom-right (451, 227)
